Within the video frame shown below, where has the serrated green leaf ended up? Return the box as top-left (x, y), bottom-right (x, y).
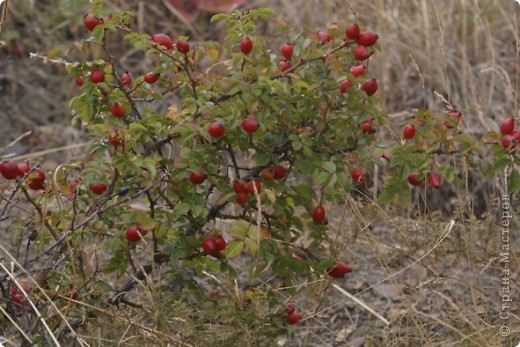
top-left (229, 220), bottom-right (249, 239)
top-left (323, 161), bottom-right (336, 173)
top-left (508, 169), bottom-right (520, 194)
top-left (224, 240), bottom-right (244, 258)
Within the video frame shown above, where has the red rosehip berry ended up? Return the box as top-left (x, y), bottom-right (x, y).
top-left (351, 167), bottom-right (367, 183)
top-left (120, 71), bottom-right (132, 85)
top-left (83, 13), bottom-right (103, 32)
top-left (403, 124), bottom-right (416, 139)
top-left (247, 180), bottom-right (261, 195)
top-left (0, 160), bottom-right (19, 180)
top-left (360, 117), bottom-right (376, 134)
top-left (280, 60), bottom-right (293, 72)
top-left (75, 76), bottom-right (84, 86)
top-left (500, 117), bottom-right (515, 135)
top-left (407, 172), bottom-right (424, 186)
top-left (317, 31), bottom-right (332, 43)
top-left (501, 135), bottom-right (516, 150)
top-left (260, 166), bottom-right (275, 180)
top-left (312, 204), bottom-right (326, 224)
top-left (273, 165), bottom-right (287, 180)
top-left (350, 65), bottom-right (365, 77)
top-left (353, 45), bottom-right (372, 60)
top-left (176, 40), bottom-right (190, 54)
top-left (427, 173), bottom-right (442, 188)
top-left (189, 171), bottom-right (207, 185)
top-left (152, 33), bottom-right (174, 50)
top-left (89, 182), bottom-right (107, 195)
top-left (110, 102), bottom-right (125, 118)
top-left (339, 79), bottom-right (353, 94)
top-left (240, 37), bottom-right (253, 54)
top-left (357, 30), bottom-right (379, 46)
top-left (144, 72), bottom-right (160, 84)
top-left (90, 69), bottom-right (105, 83)
top-left (208, 122), bottom-right (225, 138)
top-left (281, 43), bottom-right (293, 60)
top-left (235, 192), bottom-right (248, 205)
top-left (326, 261), bottom-right (351, 278)
top-left (125, 225), bottom-right (142, 242)
top-left (233, 180), bottom-right (248, 194)
top-left (17, 162), bottom-right (30, 177)
top-left (286, 310), bottom-right (303, 325)
top-left (345, 23), bottom-right (360, 40)
top-left (202, 237), bottom-right (220, 258)
top-left (361, 78), bottom-right (378, 96)
top-left (241, 117), bottom-right (258, 133)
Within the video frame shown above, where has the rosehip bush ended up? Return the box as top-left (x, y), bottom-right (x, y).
top-left (1, 2), bottom-right (518, 345)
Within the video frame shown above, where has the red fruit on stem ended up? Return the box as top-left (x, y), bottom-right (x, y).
top-left (108, 131), bottom-right (122, 146)
top-left (512, 130), bottom-right (520, 142)
top-left (339, 80), bottom-right (353, 94)
top-left (351, 167), bottom-right (367, 183)
top-left (357, 30), bottom-right (379, 46)
top-left (247, 180), bottom-right (261, 195)
top-left (280, 60), bottom-right (293, 72)
top-left (427, 173), bottom-right (442, 188)
top-left (233, 180), bottom-right (248, 194)
top-left (260, 166), bottom-right (275, 180)
top-left (125, 225), bottom-right (142, 242)
top-left (350, 65), bottom-right (365, 77)
top-left (353, 45), bottom-right (371, 60)
top-left (273, 165), bottom-right (287, 180)
top-left (361, 78), bottom-right (378, 96)
top-left (501, 135), bottom-right (515, 150)
top-left (312, 205), bottom-right (326, 224)
top-left (176, 40), bottom-right (190, 54)
top-left (281, 43), bottom-right (293, 60)
top-left (345, 23), bottom-right (360, 40)
top-left (444, 109), bottom-right (463, 128)
top-left (317, 31), bottom-right (332, 43)
top-left (403, 124), bottom-right (416, 139)
top-left (144, 72), bottom-right (160, 84)
top-left (189, 171), bottom-right (206, 185)
top-left (152, 33), bottom-right (173, 50)
top-left (83, 13), bottom-right (103, 32)
top-left (28, 180), bottom-right (45, 190)
top-left (202, 238), bottom-right (220, 258)
top-left (75, 76), bottom-right (84, 86)
top-left (241, 117), bottom-right (258, 133)
top-left (212, 235), bottom-right (227, 251)
top-left (235, 192), bottom-right (248, 205)
top-left (408, 172), bottom-right (424, 186)
top-left (29, 169), bottom-right (45, 183)
top-left (89, 182), bottom-right (107, 195)
top-left (208, 122), bottom-right (225, 138)
top-left (286, 310), bottom-right (303, 325)
top-left (500, 117), bottom-right (515, 135)
top-left (110, 102), bottom-right (125, 118)
top-left (0, 160), bottom-right (19, 180)
top-left (120, 71), bottom-right (132, 85)
top-left (17, 162), bottom-right (30, 177)
top-left (90, 69), bottom-right (105, 83)
top-left (360, 117), bottom-right (376, 134)
top-left (327, 261), bottom-right (351, 278)
top-left (240, 37), bottom-right (253, 54)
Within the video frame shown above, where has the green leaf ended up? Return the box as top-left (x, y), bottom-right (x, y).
top-left (229, 220), bottom-right (249, 239)
top-left (508, 169), bottom-right (520, 194)
top-left (174, 202), bottom-right (191, 215)
top-left (93, 25), bottom-right (105, 42)
top-left (322, 161), bottom-right (336, 173)
top-left (492, 158), bottom-right (510, 171)
top-left (210, 13), bottom-right (229, 23)
top-left (224, 240), bottom-right (244, 258)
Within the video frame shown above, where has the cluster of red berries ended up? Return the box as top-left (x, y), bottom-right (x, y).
top-left (499, 117), bottom-right (519, 150)
top-left (202, 235), bottom-right (227, 259)
top-left (0, 160), bottom-right (45, 190)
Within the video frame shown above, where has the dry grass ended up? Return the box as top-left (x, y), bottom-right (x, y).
top-left (0, 0), bottom-right (519, 346)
